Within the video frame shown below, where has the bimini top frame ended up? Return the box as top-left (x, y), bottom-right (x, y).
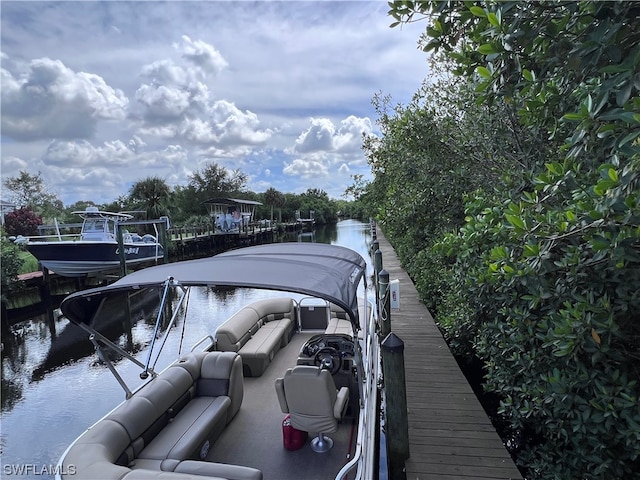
top-left (61, 243), bottom-right (368, 331)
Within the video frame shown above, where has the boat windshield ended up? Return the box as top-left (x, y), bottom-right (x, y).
top-left (83, 219), bottom-right (108, 233)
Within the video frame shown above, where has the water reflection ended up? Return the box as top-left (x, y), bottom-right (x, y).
top-left (0, 220), bottom-right (372, 478)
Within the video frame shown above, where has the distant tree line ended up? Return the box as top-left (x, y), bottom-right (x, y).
top-left (1, 162), bottom-right (367, 289)
top-left (357, 1), bottom-right (639, 479)
top-left (2, 163), bottom-right (367, 237)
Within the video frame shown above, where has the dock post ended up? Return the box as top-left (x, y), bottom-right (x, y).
top-left (374, 247), bottom-right (382, 277)
top-left (382, 332), bottom-right (409, 480)
top-left (371, 240), bottom-right (382, 307)
top-left (159, 220), bottom-right (169, 264)
top-left (378, 269), bottom-right (391, 339)
top-left (371, 239), bottom-right (380, 260)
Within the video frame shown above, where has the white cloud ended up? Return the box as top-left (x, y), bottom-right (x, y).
top-left (209, 100), bottom-right (273, 146)
top-left (43, 139), bottom-right (135, 168)
top-left (136, 83), bottom-right (192, 119)
top-left (290, 118), bottom-right (336, 154)
top-left (128, 135), bottom-right (147, 151)
top-left (1, 156), bottom-right (28, 172)
top-left (283, 157), bottom-right (329, 179)
top-left (179, 118), bottom-right (218, 143)
top-left (132, 41), bottom-right (271, 150)
top-left (176, 35), bottom-right (228, 75)
top-left (141, 60), bottom-right (192, 87)
top-left (0, 1), bottom-right (429, 204)
top-left (1, 58), bottom-right (128, 141)
top-left (334, 116), bottom-right (373, 153)
top-left (289, 116), bottom-right (372, 156)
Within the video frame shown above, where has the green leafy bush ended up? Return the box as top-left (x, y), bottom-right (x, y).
top-left (445, 158), bottom-right (640, 478)
top-left (1, 232), bottom-right (25, 302)
top-left (381, 1), bottom-right (640, 477)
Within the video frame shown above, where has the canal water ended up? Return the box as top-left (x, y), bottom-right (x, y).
top-left (0, 219), bottom-right (374, 479)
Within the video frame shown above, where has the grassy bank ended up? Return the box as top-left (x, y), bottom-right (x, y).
top-left (18, 251), bottom-right (39, 275)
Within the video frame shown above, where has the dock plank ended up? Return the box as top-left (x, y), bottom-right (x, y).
top-left (374, 228), bottom-right (522, 480)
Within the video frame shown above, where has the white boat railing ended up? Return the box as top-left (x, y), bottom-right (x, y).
top-left (336, 295), bottom-right (381, 480)
top-left (53, 217), bottom-right (62, 241)
top-left (15, 233), bottom-right (81, 243)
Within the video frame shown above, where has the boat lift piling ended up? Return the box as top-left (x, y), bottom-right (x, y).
top-left (115, 218), bottom-right (170, 277)
top-left (41, 268), bottom-right (56, 338)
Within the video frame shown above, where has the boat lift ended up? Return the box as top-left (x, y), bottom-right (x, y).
top-left (202, 198), bottom-right (262, 234)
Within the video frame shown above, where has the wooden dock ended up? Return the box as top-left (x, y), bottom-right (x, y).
top-left (374, 228), bottom-right (523, 480)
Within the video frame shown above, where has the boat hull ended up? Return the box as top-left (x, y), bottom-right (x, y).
top-left (25, 241), bottom-right (164, 277)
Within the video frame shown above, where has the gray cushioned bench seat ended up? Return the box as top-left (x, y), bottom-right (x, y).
top-left (325, 305), bottom-right (353, 336)
top-left (138, 396), bottom-right (230, 465)
top-left (59, 351), bottom-right (261, 480)
top-left (325, 317), bottom-right (353, 336)
top-left (238, 327), bottom-right (283, 376)
top-left (215, 298), bottom-right (295, 377)
top-left (126, 460), bottom-right (261, 480)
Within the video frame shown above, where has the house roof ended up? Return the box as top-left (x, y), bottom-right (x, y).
top-left (202, 198), bottom-right (262, 206)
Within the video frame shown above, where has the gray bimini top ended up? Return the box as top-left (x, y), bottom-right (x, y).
top-left (60, 243), bottom-right (368, 329)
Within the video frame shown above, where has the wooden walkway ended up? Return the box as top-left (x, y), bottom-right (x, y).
top-left (374, 228), bottom-right (523, 480)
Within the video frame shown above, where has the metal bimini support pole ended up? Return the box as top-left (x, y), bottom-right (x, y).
top-left (74, 321), bottom-right (149, 372)
top-left (74, 277), bottom-right (188, 397)
top-left (142, 277), bottom-right (177, 379)
top-left (72, 320), bottom-right (151, 398)
top-left (148, 284), bottom-right (190, 372)
top-left (90, 334), bottom-right (133, 399)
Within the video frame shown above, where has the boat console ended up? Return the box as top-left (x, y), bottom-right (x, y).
top-left (299, 334), bottom-right (355, 373)
top-left (297, 333), bottom-right (359, 416)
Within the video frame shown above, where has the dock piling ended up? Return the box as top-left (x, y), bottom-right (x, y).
top-left (382, 332), bottom-right (410, 480)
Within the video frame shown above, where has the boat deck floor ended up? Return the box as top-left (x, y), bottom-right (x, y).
top-left (206, 331), bottom-right (358, 480)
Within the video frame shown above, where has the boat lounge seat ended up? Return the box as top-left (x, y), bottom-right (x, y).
top-left (325, 317), bottom-right (353, 336)
top-left (216, 298), bottom-right (295, 377)
top-left (324, 306), bottom-right (354, 336)
top-left (59, 351), bottom-right (262, 480)
top-left (275, 365), bottom-right (349, 453)
top-left (126, 460), bottom-right (261, 480)
top-left (137, 396), bottom-right (231, 467)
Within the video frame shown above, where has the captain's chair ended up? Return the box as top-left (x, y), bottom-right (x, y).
top-left (275, 365), bottom-right (349, 453)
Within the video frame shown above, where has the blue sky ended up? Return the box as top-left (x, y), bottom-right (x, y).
top-left (1, 1), bottom-right (429, 206)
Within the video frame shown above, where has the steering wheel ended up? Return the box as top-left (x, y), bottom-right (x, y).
top-left (314, 347), bottom-right (342, 375)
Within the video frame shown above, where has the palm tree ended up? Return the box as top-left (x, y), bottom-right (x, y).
top-left (128, 176), bottom-right (171, 219)
top-left (264, 187), bottom-right (286, 224)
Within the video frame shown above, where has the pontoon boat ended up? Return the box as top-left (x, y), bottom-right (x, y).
top-left (55, 243), bottom-right (381, 480)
